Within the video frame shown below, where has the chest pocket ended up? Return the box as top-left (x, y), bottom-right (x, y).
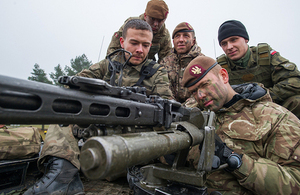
top-left (228, 65), bottom-right (273, 88)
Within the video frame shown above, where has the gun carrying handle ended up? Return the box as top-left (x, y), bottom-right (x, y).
top-left (106, 49), bottom-right (132, 86)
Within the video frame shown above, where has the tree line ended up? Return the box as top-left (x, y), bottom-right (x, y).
top-left (28, 54), bottom-right (92, 85)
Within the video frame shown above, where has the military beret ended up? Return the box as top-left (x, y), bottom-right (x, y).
top-left (218, 20), bottom-right (249, 45)
top-left (172, 22), bottom-right (194, 39)
top-left (182, 56), bottom-right (218, 88)
top-left (145, 0), bottom-right (169, 20)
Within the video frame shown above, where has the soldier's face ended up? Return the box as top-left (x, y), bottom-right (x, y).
top-left (144, 14), bottom-right (165, 34)
top-left (173, 32), bottom-right (195, 54)
top-left (220, 36), bottom-right (249, 61)
top-left (120, 28), bottom-right (152, 65)
top-left (188, 69), bottom-right (229, 112)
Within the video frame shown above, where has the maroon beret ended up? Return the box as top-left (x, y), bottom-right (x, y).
top-left (182, 56), bottom-right (218, 87)
top-left (172, 22), bottom-right (194, 39)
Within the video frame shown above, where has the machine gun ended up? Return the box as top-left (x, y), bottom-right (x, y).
top-left (0, 74), bottom-right (219, 195)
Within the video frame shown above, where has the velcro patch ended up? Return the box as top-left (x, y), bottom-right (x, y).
top-left (242, 74), bottom-right (254, 82)
top-left (282, 63), bottom-right (295, 70)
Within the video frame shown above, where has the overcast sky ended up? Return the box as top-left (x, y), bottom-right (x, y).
top-left (1, 0), bottom-right (300, 80)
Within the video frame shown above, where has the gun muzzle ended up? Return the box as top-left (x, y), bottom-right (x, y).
top-left (80, 127), bottom-right (203, 180)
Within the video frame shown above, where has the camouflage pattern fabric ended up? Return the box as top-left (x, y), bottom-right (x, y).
top-left (183, 96), bottom-right (200, 108)
top-left (0, 126), bottom-right (41, 160)
top-left (187, 86), bottom-right (300, 194)
top-left (38, 55), bottom-right (173, 170)
top-left (161, 44), bottom-right (204, 103)
top-left (78, 55), bottom-right (173, 99)
top-left (282, 95), bottom-right (300, 119)
top-left (217, 43), bottom-right (300, 118)
top-left (106, 14), bottom-right (172, 63)
top-left (38, 124), bottom-right (80, 170)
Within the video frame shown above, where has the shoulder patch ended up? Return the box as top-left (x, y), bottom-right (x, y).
top-left (114, 32), bottom-right (119, 38)
top-left (282, 63), bottom-right (296, 70)
top-left (270, 49), bottom-right (277, 55)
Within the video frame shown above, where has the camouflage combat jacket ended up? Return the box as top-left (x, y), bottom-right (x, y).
top-left (217, 43), bottom-right (300, 105)
top-left (38, 56), bottom-right (172, 170)
top-left (106, 14), bottom-right (172, 63)
top-left (78, 56), bottom-right (173, 99)
top-left (204, 83), bottom-right (300, 194)
top-left (0, 126), bottom-right (41, 160)
top-left (161, 44), bottom-right (204, 103)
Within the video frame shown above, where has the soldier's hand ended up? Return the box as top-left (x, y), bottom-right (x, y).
top-left (214, 134), bottom-right (242, 172)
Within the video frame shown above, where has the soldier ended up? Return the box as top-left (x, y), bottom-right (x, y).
top-left (217, 20), bottom-right (300, 118)
top-left (24, 19), bottom-right (172, 195)
top-left (161, 22), bottom-right (204, 103)
top-left (107, 0), bottom-right (172, 63)
top-left (182, 56), bottom-right (300, 194)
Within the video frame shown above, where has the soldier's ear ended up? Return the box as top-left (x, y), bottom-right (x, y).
top-left (120, 37), bottom-right (125, 48)
top-left (192, 37), bottom-right (196, 46)
top-left (144, 13), bottom-right (147, 20)
top-left (220, 68), bottom-right (229, 84)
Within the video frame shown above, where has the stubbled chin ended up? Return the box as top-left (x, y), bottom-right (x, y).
top-left (228, 52), bottom-right (239, 60)
top-left (130, 60), bottom-right (142, 65)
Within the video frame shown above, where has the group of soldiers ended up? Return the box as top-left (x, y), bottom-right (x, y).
top-left (2, 0), bottom-right (300, 194)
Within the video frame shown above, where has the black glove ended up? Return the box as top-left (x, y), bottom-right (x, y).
top-left (214, 134), bottom-right (243, 172)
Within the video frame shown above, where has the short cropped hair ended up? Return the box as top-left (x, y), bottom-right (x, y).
top-left (211, 64), bottom-right (222, 76)
top-left (123, 19), bottom-right (153, 39)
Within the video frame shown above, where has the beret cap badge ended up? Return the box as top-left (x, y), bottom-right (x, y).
top-left (186, 23), bottom-right (193, 30)
top-left (182, 56), bottom-right (218, 88)
top-left (190, 65), bottom-right (204, 77)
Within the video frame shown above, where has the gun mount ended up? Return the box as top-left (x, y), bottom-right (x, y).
top-left (0, 74), bottom-right (219, 194)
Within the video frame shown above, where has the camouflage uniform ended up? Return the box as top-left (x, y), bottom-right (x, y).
top-left (38, 56), bottom-right (172, 170)
top-left (161, 44), bottom-right (204, 103)
top-left (188, 83), bottom-right (300, 194)
top-left (79, 56), bottom-right (172, 99)
top-left (106, 14), bottom-right (172, 63)
top-left (0, 125), bottom-right (41, 160)
top-left (217, 43), bottom-right (300, 118)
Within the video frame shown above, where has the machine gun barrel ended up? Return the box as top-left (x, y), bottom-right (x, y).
top-left (0, 75), bottom-right (189, 128)
top-left (80, 121), bottom-right (204, 180)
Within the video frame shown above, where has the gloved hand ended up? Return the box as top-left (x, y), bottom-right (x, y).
top-left (214, 134), bottom-right (243, 172)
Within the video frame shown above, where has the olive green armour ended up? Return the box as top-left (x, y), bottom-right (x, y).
top-left (187, 88), bottom-right (300, 194)
top-left (161, 44), bottom-right (204, 103)
top-left (106, 14), bottom-right (172, 63)
top-left (217, 43), bottom-right (300, 118)
top-left (38, 56), bottom-right (173, 170)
